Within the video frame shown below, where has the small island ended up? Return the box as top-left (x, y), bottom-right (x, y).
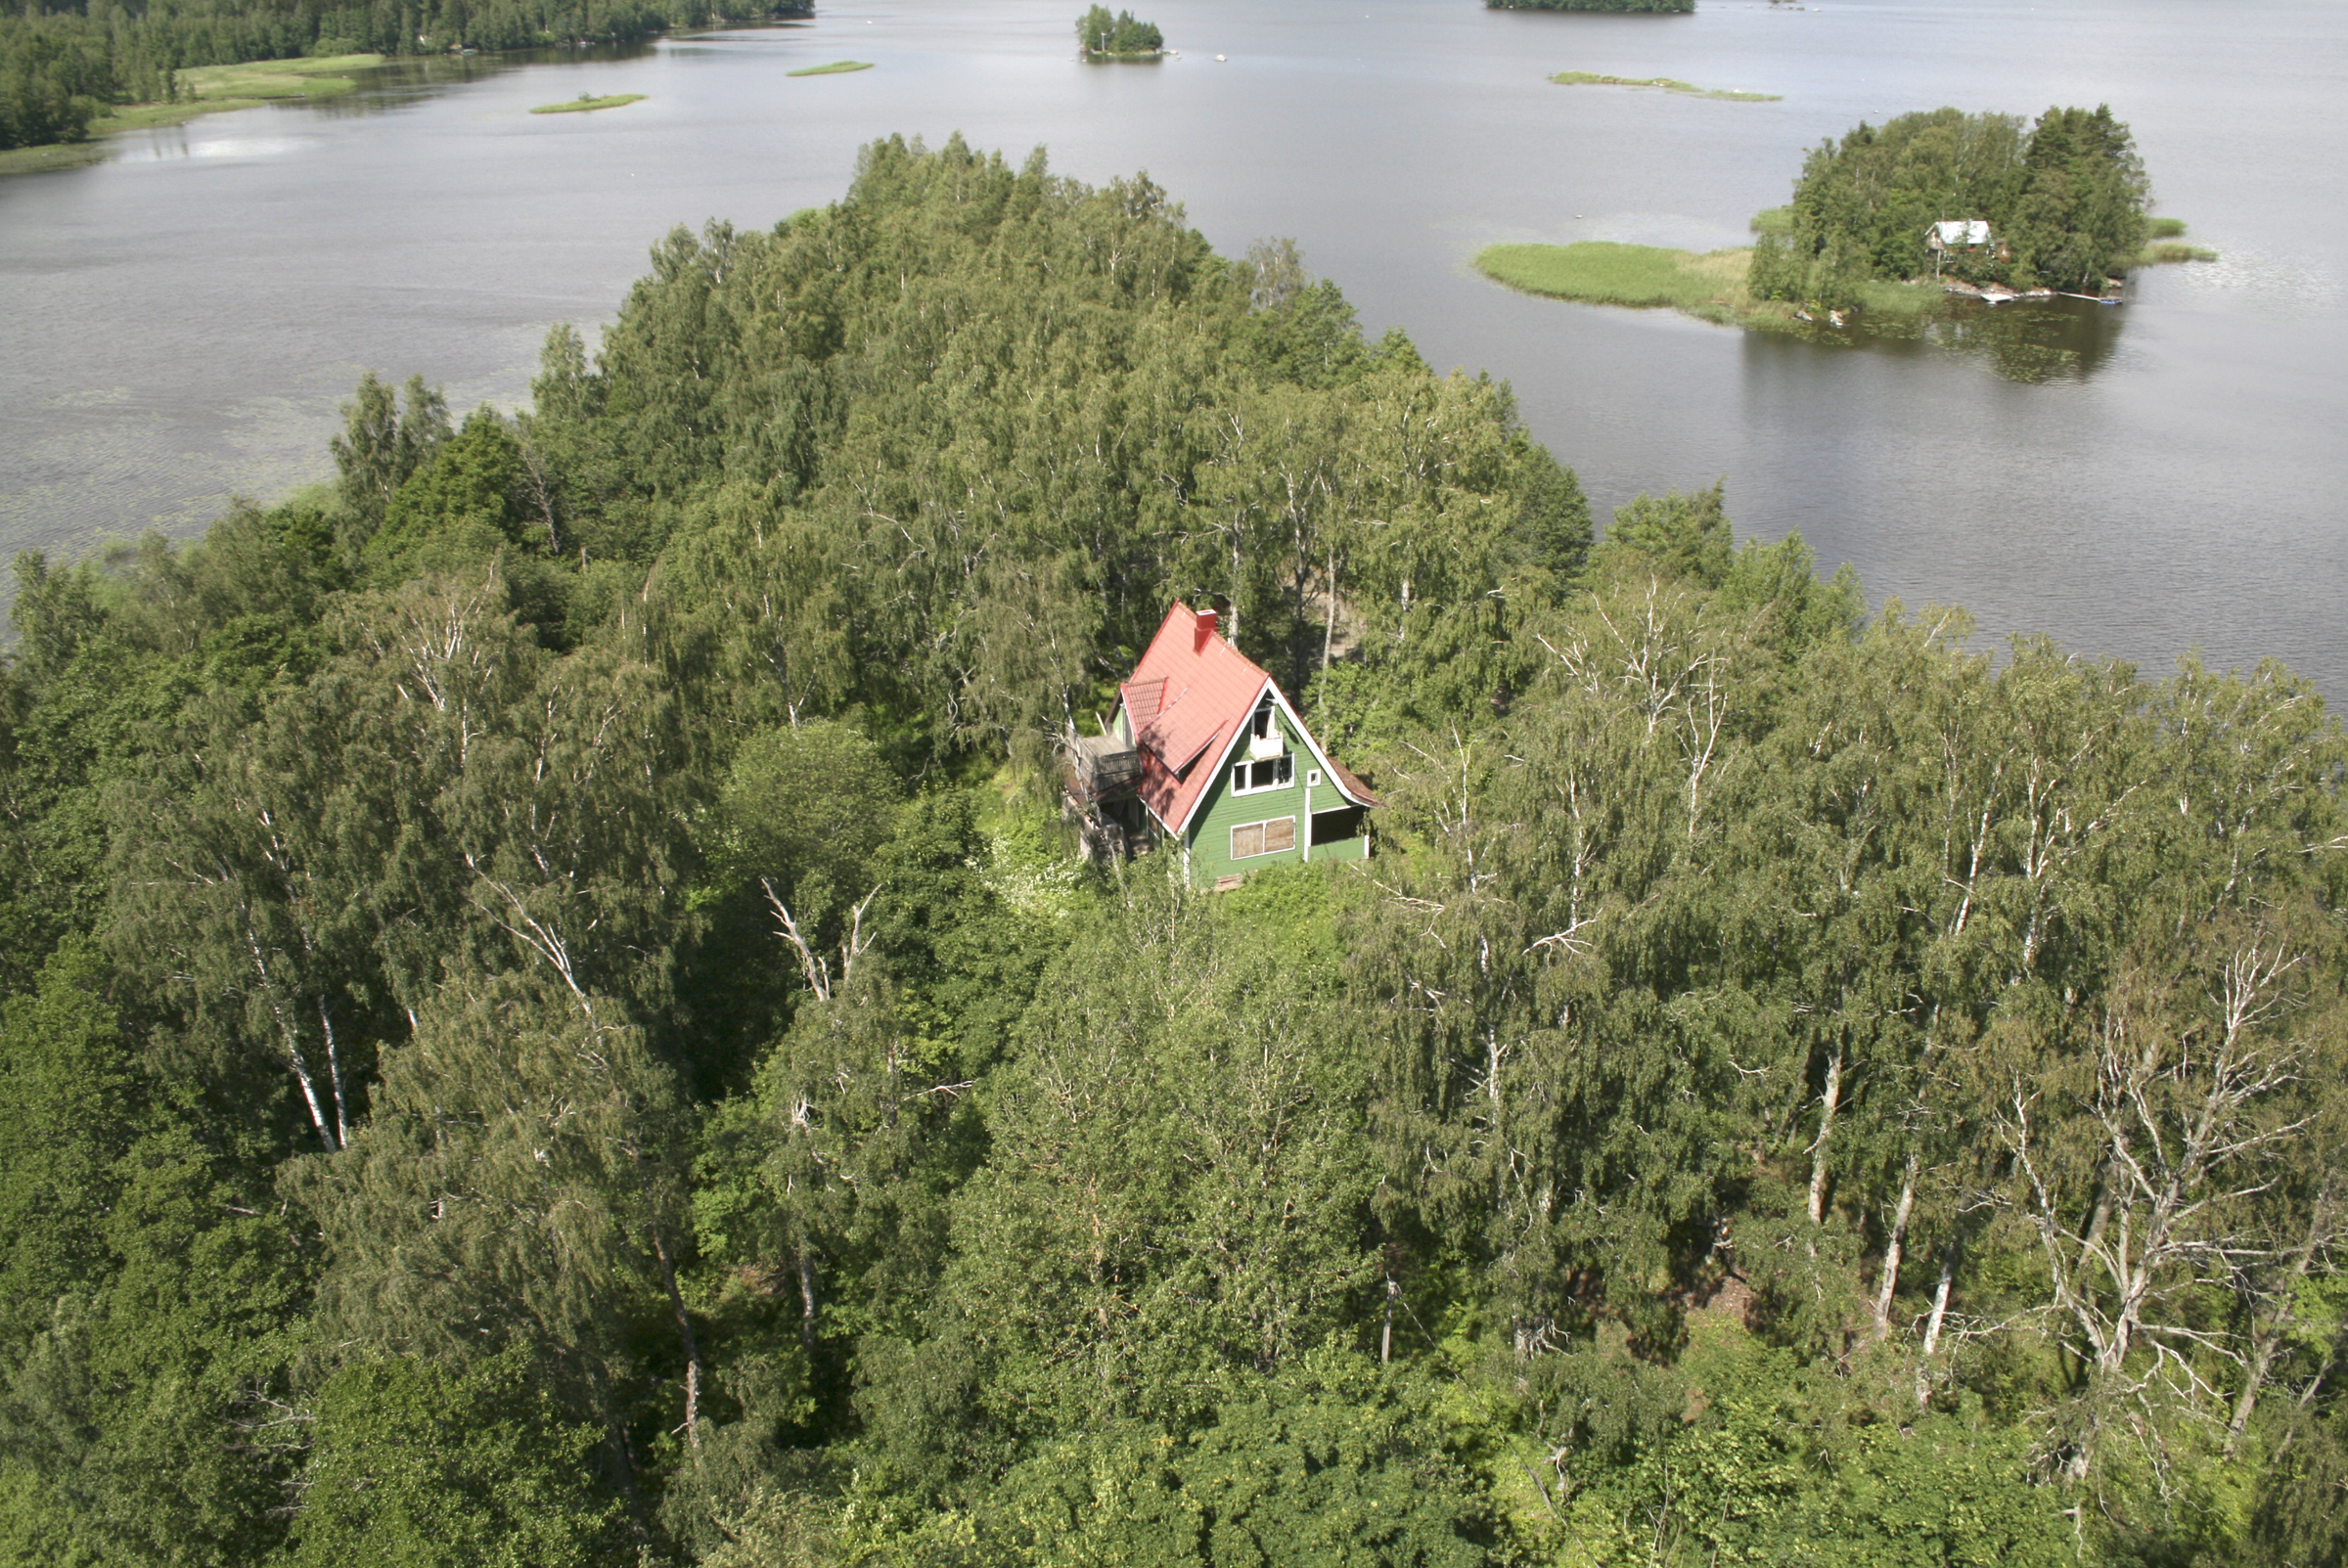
top-left (530, 93), bottom-right (646, 115)
top-left (1490, 0), bottom-right (1694, 12)
top-left (1551, 70), bottom-right (1779, 102)
top-left (1748, 106), bottom-right (2209, 309)
top-left (1479, 104), bottom-right (2211, 335)
top-left (787, 60), bottom-right (876, 77)
top-left (1077, 6), bottom-right (1164, 60)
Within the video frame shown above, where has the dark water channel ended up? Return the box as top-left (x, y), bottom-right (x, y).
top-left (2, 0), bottom-right (2343, 694)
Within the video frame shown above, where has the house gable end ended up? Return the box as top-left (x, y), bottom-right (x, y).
top-left (1106, 604), bottom-right (1378, 863)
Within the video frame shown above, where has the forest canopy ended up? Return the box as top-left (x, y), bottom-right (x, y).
top-left (0, 135), bottom-right (2341, 1568)
top-left (1749, 104), bottom-right (2153, 304)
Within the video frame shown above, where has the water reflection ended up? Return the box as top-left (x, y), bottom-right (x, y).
top-left (307, 41), bottom-right (662, 118)
top-left (1917, 297), bottom-right (2130, 383)
top-left (1776, 294), bottom-right (2131, 384)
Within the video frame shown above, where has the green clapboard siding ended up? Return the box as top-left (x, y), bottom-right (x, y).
top-left (1183, 725), bottom-right (1368, 885)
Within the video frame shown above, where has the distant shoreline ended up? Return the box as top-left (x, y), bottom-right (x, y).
top-left (0, 55), bottom-right (380, 176)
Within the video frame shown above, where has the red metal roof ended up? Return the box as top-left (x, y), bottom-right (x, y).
top-left (1118, 603), bottom-right (1375, 836)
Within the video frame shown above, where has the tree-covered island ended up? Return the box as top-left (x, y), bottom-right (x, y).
top-left (1076, 5), bottom-right (1163, 59)
top-left (1751, 105), bottom-right (2162, 306)
top-left (1479, 104), bottom-right (2214, 355)
top-left (0, 135), bottom-right (2340, 1568)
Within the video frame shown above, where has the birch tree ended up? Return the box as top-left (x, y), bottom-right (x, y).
top-left (1979, 923), bottom-right (2341, 1496)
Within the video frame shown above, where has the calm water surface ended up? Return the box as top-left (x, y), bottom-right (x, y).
top-left (2, 0), bottom-right (2343, 694)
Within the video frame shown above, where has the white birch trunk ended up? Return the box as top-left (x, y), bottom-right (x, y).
top-left (1807, 1046), bottom-right (1843, 1227)
top-left (1872, 1151), bottom-right (1920, 1342)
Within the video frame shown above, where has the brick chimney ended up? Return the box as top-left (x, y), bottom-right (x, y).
top-left (1194, 604), bottom-right (1218, 650)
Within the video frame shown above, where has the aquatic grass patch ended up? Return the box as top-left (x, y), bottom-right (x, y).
top-left (1496, 0), bottom-right (1694, 12)
top-left (1551, 70), bottom-right (1781, 102)
top-left (788, 60), bottom-right (875, 76)
top-left (1474, 240), bottom-right (1938, 329)
top-left (1475, 241), bottom-right (1743, 311)
top-left (2135, 220), bottom-right (2214, 265)
top-left (531, 93), bottom-right (647, 114)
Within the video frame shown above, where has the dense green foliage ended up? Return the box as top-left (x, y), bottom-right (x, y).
top-left (3, 136), bottom-right (2342, 1567)
top-left (1750, 105), bottom-right (2153, 304)
top-left (0, 0), bottom-right (800, 151)
top-left (1485, 0), bottom-right (1694, 15)
top-left (1075, 4), bottom-right (1160, 58)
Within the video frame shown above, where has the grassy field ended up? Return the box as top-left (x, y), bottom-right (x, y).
top-left (1473, 241), bottom-right (1937, 330)
top-left (92, 55), bottom-right (378, 135)
top-left (1476, 241), bottom-right (1746, 312)
top-left (1550, 70), bottom-right (1780, 102)
top-left (531, 93), bottom-right (647, 114)
top-left (787, 60), bottom-right (875, 76)
top-left (179, 54), bottom-right (380, 96)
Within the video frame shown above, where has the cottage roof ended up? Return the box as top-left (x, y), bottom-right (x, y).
top-left (1927, 219), bottom-right (1994, 247)
top-left (1117, 603), bottom-right (1375, 835)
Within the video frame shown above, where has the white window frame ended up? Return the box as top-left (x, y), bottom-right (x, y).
top-left (1230, 754), bottom-right (1294, 796)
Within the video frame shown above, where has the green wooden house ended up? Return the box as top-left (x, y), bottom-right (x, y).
top-left (1067, 603), bottom-right (1377, 887)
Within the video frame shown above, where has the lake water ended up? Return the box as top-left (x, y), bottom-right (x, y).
top-left (3, 0), bottom-right (2343, 695)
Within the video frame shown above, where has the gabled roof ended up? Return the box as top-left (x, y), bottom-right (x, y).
top-left (1115, 603), bottom-right (1376, 835)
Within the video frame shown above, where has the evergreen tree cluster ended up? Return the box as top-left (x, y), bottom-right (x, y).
top-left (1, 137), bottom-right (2340, 1567)
top-left (1074, 4), bottom-right (1160, 58)
top-left (0, 0), bottom-right (800, 151)
top-left (1749, 105), bottom-right (2154, 305)
top-left (0, 11), bottom-right (153, 148)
